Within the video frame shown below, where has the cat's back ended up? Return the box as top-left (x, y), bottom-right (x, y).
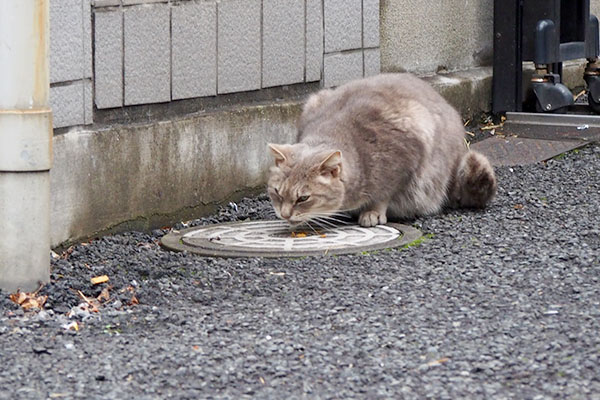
top-left (298, 73), bottom-right (460, 142)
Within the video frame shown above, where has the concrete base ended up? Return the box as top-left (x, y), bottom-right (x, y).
top-left (0, 172), bottom-right (50, 291)
top-left (423, 67), bottom-right (493, 117)
top-left (49, 63), bottom-right (590, 248)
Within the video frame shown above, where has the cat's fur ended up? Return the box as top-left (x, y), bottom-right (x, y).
top-left (267, 73), bottom-right (497, 227)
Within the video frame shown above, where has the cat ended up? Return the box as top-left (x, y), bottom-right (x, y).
top-left (267, 73), bottom-right (497, 228)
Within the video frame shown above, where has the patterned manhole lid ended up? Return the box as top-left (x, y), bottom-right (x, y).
top-left (161, 220), bottom-right (422, 258)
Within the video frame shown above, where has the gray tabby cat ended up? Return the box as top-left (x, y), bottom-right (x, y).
top-left (267, 73), bottom-right (497, 228)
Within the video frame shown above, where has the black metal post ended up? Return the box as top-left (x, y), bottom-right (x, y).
top-left (492, 0), bottom-right (523, 113)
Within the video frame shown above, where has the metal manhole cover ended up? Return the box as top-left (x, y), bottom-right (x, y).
top-left (161, 220), bottom-right (422, 258)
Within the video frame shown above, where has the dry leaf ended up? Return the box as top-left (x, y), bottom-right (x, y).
top-left (9, 288), bottom-right (47, 310)
top-left (97, 287), bottom-right (110, 302)
top-left (291, 232), bottom-right (307, 238)
top-left (9, 291), bottom-right (26, 305)
top-left (61, 246), bottom-right (74, 260)
top-left (320, 234), bottom-right (327, 238)
top-left (90, 275), bottom-right (109, 285)
top-left (514, 204), bottom-right (524, 210)
top-left (76, 290), bottom-right (100, 312)
top-left (130, 295), bottom-right (139, 305)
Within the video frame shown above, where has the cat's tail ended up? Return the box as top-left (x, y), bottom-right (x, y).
top-left (450, 150), bottom-right (497, 209)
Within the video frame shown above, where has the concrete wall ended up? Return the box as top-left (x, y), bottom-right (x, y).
top-left (381, 0), bottom-right (600, 75)
top-left (381, 0), bottom-right (493, 74)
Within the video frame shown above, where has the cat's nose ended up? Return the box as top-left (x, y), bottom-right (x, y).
top-left (281, 210), bottom-right (291, 219)
top-left (280, 204), bottom-right (292, 219)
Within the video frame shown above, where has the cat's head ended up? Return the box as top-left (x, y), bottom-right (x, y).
top-left (266, 143), bottom-right (345, 226)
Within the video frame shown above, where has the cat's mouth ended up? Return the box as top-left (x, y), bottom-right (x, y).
top-left (281, 215), bottom-right (306, 226)
top-left (286, 219), bottom-right (308, 229)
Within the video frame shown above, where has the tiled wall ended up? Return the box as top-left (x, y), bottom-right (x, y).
top-left (49, 0), bottom-right (381, 128)
top-left (49, 0), bottom-right (93, 127)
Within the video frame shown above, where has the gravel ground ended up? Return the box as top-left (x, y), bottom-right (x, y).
top-left (1, 144), bottom-right (599, 399)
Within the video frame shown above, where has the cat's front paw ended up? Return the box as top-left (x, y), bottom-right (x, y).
top-left (358, 211), bottom-right (387, 227)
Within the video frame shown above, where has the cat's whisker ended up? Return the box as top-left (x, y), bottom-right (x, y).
top-left (311, 219), bottom-right (333, 231)
top-left (304, 221), bottom-right (320, 235)
top-left (312, 217), bottom-right (342, 227)
top-left (313, 214), bottom-right (350, 225)
top-left (312, 217), bottom-right (338, 230)
top-left (320, 215), bottom-right (350, 223)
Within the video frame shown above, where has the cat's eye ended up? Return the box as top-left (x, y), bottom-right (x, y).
top-left (296, 195), bottom-right (310, 204)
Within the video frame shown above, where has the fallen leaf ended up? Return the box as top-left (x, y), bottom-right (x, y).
top-left (9, 288), bottom-right (47, 310)
top-left (514, 204), bottom-right (524, 210)
top-left (9, 291), bottom-right (26, 305)
top-left (291, 232), bottom-right (307, 238)
top-left (22, 296), bottom-right (47, 310)
top-left (121, 285), bottom-right (136, 293)
top-left (130, 295), bottom-right (139, 305)
top-left (61, 246), bottom-right (75, 259)
top-left (320, 234), bottom-right (327, 238)
top-left (75, 290), bottom-right (100, 312)
top-left (90, 275), bottom-right (109, 285)
top-left (97, 287), bottom-right (110, 302)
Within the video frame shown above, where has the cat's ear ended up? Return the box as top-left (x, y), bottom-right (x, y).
top-left (268, 143), bottom-right (292, 167)
top-left (319, 151), bottom-right (342, 178)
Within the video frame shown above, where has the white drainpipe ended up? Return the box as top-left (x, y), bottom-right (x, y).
top-left (0, 0), bottom-right (52, 291)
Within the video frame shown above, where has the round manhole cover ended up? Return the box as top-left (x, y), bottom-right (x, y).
top-left (161, 220), bottom-right (422, 258)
